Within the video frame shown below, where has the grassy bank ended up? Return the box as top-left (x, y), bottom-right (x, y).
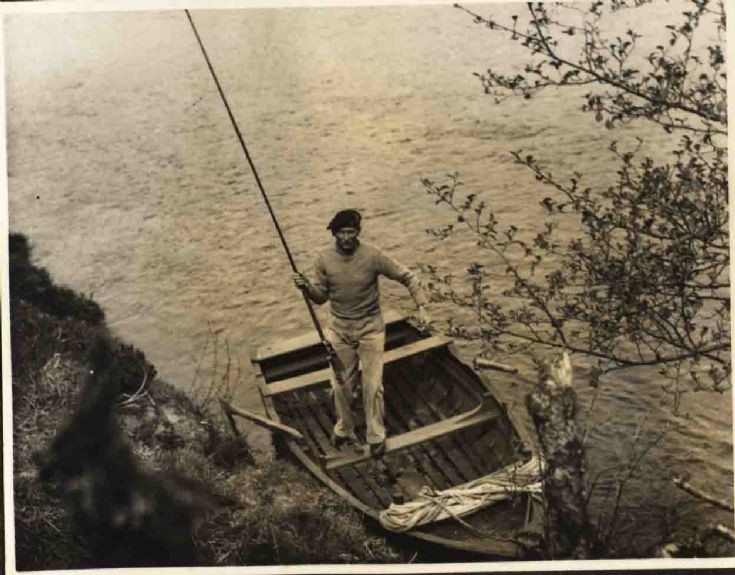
top-left (10, 233), bottom-right (403, 569)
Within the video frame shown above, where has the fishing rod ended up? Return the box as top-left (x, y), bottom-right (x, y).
top-left (184, 9), bottom-right (344, 383)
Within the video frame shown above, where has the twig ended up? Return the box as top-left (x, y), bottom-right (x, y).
top-left (42, 515), bottom-right (62, 534)
top-left (474, 356), bottom-right (519, 374)
top-left (673, 476), bottom-right (734, 512)
top-left (603, 426), bottom-right (670, 548)
top-left (116, 370), bottom-right (149, 407)
top-left (714, 524), bottom-right (735, 542)
top-left (581, 382), bottom-right (602, 446)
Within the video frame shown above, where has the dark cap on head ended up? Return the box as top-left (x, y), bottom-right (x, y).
top-left (327, 209), bottom-right (362, 232)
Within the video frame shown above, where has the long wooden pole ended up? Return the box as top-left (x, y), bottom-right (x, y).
top-left (184, 10), bottom-right (343, 382)
top-left (673, 476), bottom-right (735, 513)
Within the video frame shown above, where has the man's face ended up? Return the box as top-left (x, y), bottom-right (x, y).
top-left (334, 226), bottom-right (360, 252)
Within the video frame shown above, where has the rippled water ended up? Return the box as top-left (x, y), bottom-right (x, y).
top-left (7, 3), bottom-right (732, 553)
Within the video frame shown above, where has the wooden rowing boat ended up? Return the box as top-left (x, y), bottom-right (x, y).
top-left (251, 311), bottom-right (543, 559)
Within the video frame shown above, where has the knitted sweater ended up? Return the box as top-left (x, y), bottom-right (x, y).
top-left (307, 241), bottom-right (426, 320)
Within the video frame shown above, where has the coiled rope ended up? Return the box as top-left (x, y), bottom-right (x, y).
top-left (379, 456), bottom-right (543, 533)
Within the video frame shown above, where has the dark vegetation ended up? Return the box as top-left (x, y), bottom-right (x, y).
top-left (423, 0), bottom-right (729, 411)
top-left (421, 0), bottom-right (731, 559)
top-left (11, 232), bottom-right (402, 569)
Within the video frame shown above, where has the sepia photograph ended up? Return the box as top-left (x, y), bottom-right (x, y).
top-left (3, 0), bottom-right (733, 570)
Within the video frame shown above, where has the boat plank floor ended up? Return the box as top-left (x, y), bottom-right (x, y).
top-left (385, 385), bottom-right (452, 489)
top-left (394, 359), bottom-right (493, 477)
top-left (287, 391), bottom-right (382, 509)
top-left (391, 365), bottom-right (474, 485)
top-left (274, 397), bottom-right (379, 507)
top-left (275, 395), bottom-right (327, 460)
top-left (307, 391), bottom-right (393, 509)
top-left (256, 320), bottom-right (537, 559)
top-left (389, 362), bottom-right (480, 482)
top-left (299, 389), bottom-right (391, 509)
top-left (385, 375), bottom-right (466, 487)
top-left (402, 376), bottom-right (485, 479)
top-left (433, 357), bottom-right (506, 474)
top-left (352, 460), bottom-right (393, 509)
top-left (309, 378), bottom-right (414, 507)
top-left (466, 426), bottom-right (505, 472)
top-left (368, 404), bottom-right (433, 496)
top-left (382, 397), bottom-right (445, 489)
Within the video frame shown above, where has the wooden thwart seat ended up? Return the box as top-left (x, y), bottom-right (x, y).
top-left (323, 407), bottom-right (499, 470)
top-left (263, 334), bottom-right (453, 398)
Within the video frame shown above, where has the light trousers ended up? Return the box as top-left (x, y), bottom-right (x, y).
top-left (326, 314), bottom-right (386, 445)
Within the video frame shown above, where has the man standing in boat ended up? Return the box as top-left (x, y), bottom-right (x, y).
top-left (293, 209), bottom-right (430, 457)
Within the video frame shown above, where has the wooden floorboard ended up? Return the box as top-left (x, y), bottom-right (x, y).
top-left (288, 391), bottom-right (381, 509)
top-left (278, 395), bottom-right (325, 460)
top-left (466, 426), bottom-right (505, 472)
top-left (381, 397), bottom-right (447, 490)
top-left (301, 389), bottom-right (391, 508)
top-left (273, 397), bottom-right (300, 432)
top-left (390, 362), bottom-right (480, 482)
top-left (351, 459), bottom-right (393, 509)
top-left (396, 359), bottom-right (492, 478)
top-left (307, 390), bottom-right (392, 508)
top-left (386, 400), bottom-right (451, 490)
top-left (385, 373), bottom-right (466, 486)
top-left (433, 358), bottom-right (503, 475)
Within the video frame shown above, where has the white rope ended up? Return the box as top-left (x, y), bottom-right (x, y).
top-left (379, 456), bottom-right (543, 532)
